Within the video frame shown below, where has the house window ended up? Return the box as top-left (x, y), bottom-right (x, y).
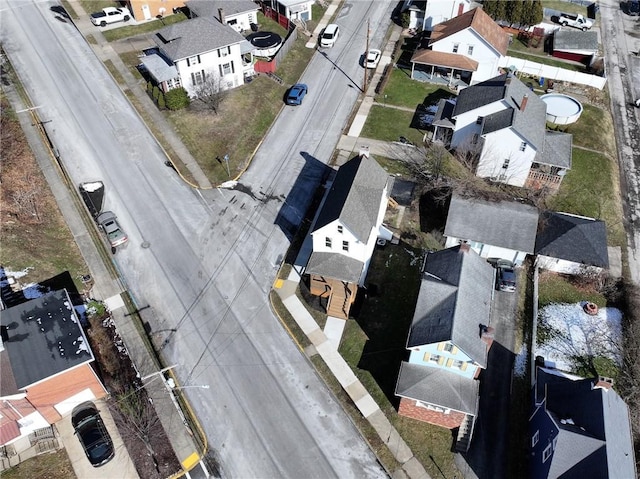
top-left (218, 46), bottom-right (231, 57)
top-left (337, 225), bottom-right (343, 234)
top-left (191, 70), bottom-right (205, 85)
top-left (542, 444), bottom-right (552, 463)
top-left (452, 43), bottom-right (459, 53)
top-left (219, 62), bottom-right (235, 76)
top-left (228, 19), bottom-right (237, 26)
top-left (325, 237), bottom-right (332, 248)
top-left (186, 55), bottom-right (200, 67)
top-left (502, 159), bottom-right (510, 169)
top-left (520, 141), bottom-right (527, 151)
top-left (342, 241), bottom-right (349, 252)
top-left (476, 116), bottom-right (483, 125)
top-left (532, 430), bottom-right (539, 447)
top-left (429, 353), bottom-right (442, 364)
top-left (452, 359), bottom-right (464, 369)
top-left (467, 45), bottom-right (474, 55)
top-left (444, 343), bottom-right (453, 353)
top-left (472, 133), bottom-right (479, 144)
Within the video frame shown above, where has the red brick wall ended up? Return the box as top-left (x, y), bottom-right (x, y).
top-left (398, 398), bottom-right (465, 429)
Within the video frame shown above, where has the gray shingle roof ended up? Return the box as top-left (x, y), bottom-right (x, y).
top-left (553, 30), bottom-right (599, 52)
top-left (454, 73), bottom-right (547, 151)
top-left (140, 54), bottom-right (179, 83)
top-left (154, 17), bottom-right (246, 61)
top-left (535, 211), bottom-right (609, 268)
top-left (535, 130), bottom-right (572, 169)
top-left (396, 362), bottom-right (479, 414)
top-left (313, 155), bottom-right (390, 242)
top-left (534, 368), bottom-right (636, 478)
top-left (408, 245), bottom-right (492, 366)
top-left (0, 290), bottom-right (94, 394)
top-left (186, 0), bottom-right (259, 18)
top-left (305, 252), bottom-right (364, 283)
top-left (444, 193), bottom-right (539, 253)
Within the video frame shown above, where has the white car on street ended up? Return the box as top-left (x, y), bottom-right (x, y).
top-left (364, 49), bottom-right (381, 69)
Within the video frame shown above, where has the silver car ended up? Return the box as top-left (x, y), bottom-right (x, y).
top-left (97, 211), bottom-right (128, 248)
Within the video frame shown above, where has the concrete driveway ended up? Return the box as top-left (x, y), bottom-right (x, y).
top-left (57, 398), bottom-right (138, 479)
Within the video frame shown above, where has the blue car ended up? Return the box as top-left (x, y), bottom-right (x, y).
top-left (286, 84), bottom-right (308, 105)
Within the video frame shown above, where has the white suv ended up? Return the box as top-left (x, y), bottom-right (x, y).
top-left (320, 24), bottom-right (340, 48)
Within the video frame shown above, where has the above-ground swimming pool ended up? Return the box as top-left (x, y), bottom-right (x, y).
top-left (246, 32), bottom-right (282, 57)
top-left (540, 93), bottom-right (583, 125)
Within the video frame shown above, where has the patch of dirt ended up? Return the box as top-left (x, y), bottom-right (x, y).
top-left (85, 310), bottom-right (181, 479)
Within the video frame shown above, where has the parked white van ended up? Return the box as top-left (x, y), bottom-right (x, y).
top-left (320, 24), bottom-right (340, 48)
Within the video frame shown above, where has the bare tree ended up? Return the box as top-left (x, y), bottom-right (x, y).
top-left (110, 388), bottom-right (163, 474)
top-left (193, 71), bottom-right (225, 114)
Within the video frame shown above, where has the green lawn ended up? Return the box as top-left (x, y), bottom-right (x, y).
top-left (547, 148), bottom-right (625, 247)
top-left (561, 104), bottom-right (616, 157)
top-left (339, 244), bottom-right (461, 479)
top-left (537, 271), bottom-right (606, 307)
top-left (374, 68), bottom-right (454, 109)
top-left (542, 0), bottom-right (592, 16)
top-left (359, 106), bottom-right (425, 144)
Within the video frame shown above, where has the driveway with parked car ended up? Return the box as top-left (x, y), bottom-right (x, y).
top-left (58, 399), bottom-right (138, 478)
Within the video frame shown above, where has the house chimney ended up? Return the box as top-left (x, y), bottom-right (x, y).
top-left (594, 376), bottom-right (614, 390)
top-left (218, 8), bottom-right (225, 24)
top-left (459, 242), bottom-right (470, 252)
top-left (520, 94), bottom-right (528, 111)
top-left (359, 146), bottom-right (370, 159)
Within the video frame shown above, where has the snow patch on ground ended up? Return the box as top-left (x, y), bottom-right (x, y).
top-left (537, 303), bottom-right (622, 372)
top-left (514, 343), bottom-right (528, 377)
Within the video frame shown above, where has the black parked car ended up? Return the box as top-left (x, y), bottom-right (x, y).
top-left (496, 259), bottom-right (517, 293)
top-left (72, 402), bottom-right (114, 467)
top-left (628, 0), bottom-right (640, 15)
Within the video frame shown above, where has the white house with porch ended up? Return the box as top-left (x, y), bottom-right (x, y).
top-left (305, 151), bottom-right (393, 319)
top-left (146, 16), bottom-right (255, 97)
top-left (410, 8), bottom-right (509, 86)
top-left (431, 73), bottom-right (572, 189)
top-left (402, 0), bottom-right (471, 32)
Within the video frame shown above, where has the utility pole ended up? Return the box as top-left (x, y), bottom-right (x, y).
top-left (363, 18), bottom-right (370, 93)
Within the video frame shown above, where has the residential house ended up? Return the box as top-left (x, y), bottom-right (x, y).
top-left (535, 211), bottom-right (609, 274)
top-left (144, 15), bottom-right (255, 96)
top-left (305, 151), bottom-right (393, 319)
top-left (432, 73), bottom-right (572, 189)
top-left (187, 0), bottom-right (260, 32)
top-left (444, 193), bottom-right (539, 265)
top-left (552, 30), bottom-right (599, 65)
top-left (410, 8), bottom-right (509, 86)
top-left (530, 367), bottom-right (636, 479)
top-left (0, 290), bottom-right (107, 460)
top-left (268, 0), bottom-right (314, 22)
top-left (124, 0), bottom-right (185, 21)
top-left (401, 0), bottom-right (471, 32)
top-left (395, 244), bottom-right (493, 451)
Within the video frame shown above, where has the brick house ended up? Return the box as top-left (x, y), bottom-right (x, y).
top-left (395, 244), bottom-right (493, 451)
top-left (0, 290), bottom-right (107, 460)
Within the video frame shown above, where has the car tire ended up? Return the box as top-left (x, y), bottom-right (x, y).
top-left (124, 15), bottom-right (130, 21)
top-left (100, 20), bottom-right (106, 26)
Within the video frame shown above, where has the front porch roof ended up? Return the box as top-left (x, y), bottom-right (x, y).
top-left (396, 362), bottom-right (479, 415)
top-left (140, 54), bottom-right (178, 83)
top-left (306, 252), bottom-right (364, 283)
top-left (411, 49), bottom-right (479, 72)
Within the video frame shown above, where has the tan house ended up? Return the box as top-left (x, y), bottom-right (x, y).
top-left (0, 290), bottom-right (107, 464)
top-left (124, 0), bottom-right (186, 21)
top-left (305, 151), bottom-right (393, 319)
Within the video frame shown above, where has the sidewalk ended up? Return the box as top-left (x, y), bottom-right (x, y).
top-left (273, 271), bottom-right (431, 479)
top-left (65, 0), bottom-right (212, 190)
top-left (4, 3), bottom-right (207, 475)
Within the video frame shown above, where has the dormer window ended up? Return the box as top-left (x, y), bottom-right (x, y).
top-left (452, 43), bottom-right (459, 53)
